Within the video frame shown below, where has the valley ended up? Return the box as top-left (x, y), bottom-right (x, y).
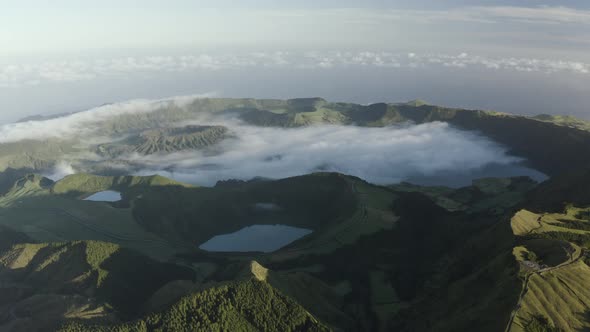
top-left (0, 98), bottom-right (589, 331)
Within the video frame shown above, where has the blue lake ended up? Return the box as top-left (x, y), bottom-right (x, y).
top-left (83, 191), bottom-right (122, 202)
top-left (199, 224), bottom-right (313, 253)
top-left (404, 162), bottom-right (548, 188)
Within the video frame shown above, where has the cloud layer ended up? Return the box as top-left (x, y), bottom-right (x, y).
top-left (4, 4), bottom-right (590, 55)
top-left (0, 93), bottom-right (215, 143)
top-left (129, 122), bottom-right (536, 186)
top-left (2, 52), bottom-right (588, 88)
top-left (7, 94), bottom-right (545, 187)
top-left (380, 6), bottom-right (590, 25)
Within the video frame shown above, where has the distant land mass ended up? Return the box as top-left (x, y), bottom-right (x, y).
top-left (16, 111), bottom-right (75, 123)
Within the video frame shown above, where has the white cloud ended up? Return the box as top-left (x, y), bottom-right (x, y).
top-left (130, 122), bottom-right (527, 186)
top-left (2, 51), bottom-right (588, 88)
top-left (467, 6), bottom-right (590, 25)
top-left (0, 93), bottom-right (547, 186)
top-left (0, 93), bottom-right (216, 143)
top-left (44, 161), bottom-right (75, 181)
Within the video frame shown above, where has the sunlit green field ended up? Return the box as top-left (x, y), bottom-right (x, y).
top-left (510, 205), bottom-right (590, 331)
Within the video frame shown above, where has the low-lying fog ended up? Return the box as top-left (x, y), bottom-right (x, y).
top-left (10, 95), bottom-right (547, 188)
top-left (131, 122), bottom-right (547, 187)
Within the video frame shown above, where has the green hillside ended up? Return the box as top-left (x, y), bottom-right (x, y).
top-left (95, 125), bottom-right (229, 157)
top-left (0, 169), bottom-right (587, 331)
top-left (532, 114), bottom-right (590, 132)
top-left (0, 240), bottom-right (194, 331)
top-left (508, 207), bottom-right (590, 331)
top-left (0, 171), bottom-right (546, 331)
top-left (2, 98), bottom-right (590, 331)
top-left (52, 173), bottom-right (191, 197)
top-left (505, 169), bottom-right (590, 332)
top-left (59, 262), bottom-right (329, 332)
top-left (0, 174), bottom-right (190, 260)
top-left (159, 176), bottom-right (536, 331)
top-left (132, 173), bottom-right (359, 246)
top-left (255, 186), bottom-right (522, 331)
top-left (2, 98), bottom-right (590, 177)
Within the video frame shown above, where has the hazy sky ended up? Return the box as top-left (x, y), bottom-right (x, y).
top-left (3, 1), bottom-right (590, 56)
top-left (1, 1), bottom-right (590, 121)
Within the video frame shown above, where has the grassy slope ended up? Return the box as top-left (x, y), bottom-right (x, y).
top-left (0, 240), bottom-right (194, 331)
top-left (516, 260), bottom-right (590, 331)
top-left (513, 170), bottom-right (590, 332)
top-left (94, 173), bottom-right (529, 332)
top-left (234, 100), bottom-right (590, 176)
top-left (386, 193), bottom-right (520, 332)
top-left (122, 174), bottom-right (537, 331)
top-left (526, 169), bottom-right (590, 213)
top-left (52, 173), bottom-right (191, 197)
top-left (264, 187), bottom-right (524, 332)
top-left (0, 139), bottom-right (78, 172)
top-left (59, 261), bottom-right (329, 332)
top-left (5, 98), bottom-right (590, 331)
top-left (0, 172), bottom-right (396, 330)
top-left (271, 176), bottom-right (398, 258)
top-left (0, 225), bottom-right (33, 251)
top-left (95, 125), bottom-right (229, 157)
top-left (532, 114), bottom-right (590, 131)
top-left (0, 174), bottom-right (191, 260)
top-left (0, 170), bottom-right (548, 331)
top-left (392, 177), bottom-right (536, 215)
top-left (3, 98), bottom-right (590, 178)
top-left (509, 172), bottom-right (590, 332)
top-left (132, 173), bottom-right (359, 246)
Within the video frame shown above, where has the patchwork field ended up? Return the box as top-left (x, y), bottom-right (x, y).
top-left (509, 205), bottom-right (590, 331)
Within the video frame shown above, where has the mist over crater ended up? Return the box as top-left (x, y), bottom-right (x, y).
top-left (0, 95), bottom-right (547, 187)
top-left (127, 122), bottom-right (546, 187)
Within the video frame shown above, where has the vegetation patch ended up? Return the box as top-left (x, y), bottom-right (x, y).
top-left (60, 279), bottom-right (329, 332)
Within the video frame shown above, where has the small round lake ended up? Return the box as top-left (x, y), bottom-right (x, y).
top-left (83, 191), bottom-right (122, 202)
top-left (199, 224), bottom-right (313, 253)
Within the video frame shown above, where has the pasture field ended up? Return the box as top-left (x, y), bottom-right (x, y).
top-left (509, 205), bottom-right (590, 331)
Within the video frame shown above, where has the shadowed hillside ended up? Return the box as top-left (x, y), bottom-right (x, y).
top-left (0, 240), bottom-right (194, 331)
top-left (0, 171), bottom-right (543, 331)
top-left (59, 262), bottom-right (329, 332)
top-left (1, 98), bottom-right (590, 331)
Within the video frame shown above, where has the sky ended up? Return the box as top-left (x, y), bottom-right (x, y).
top-left (1, 1), bottom-right (590, 121)
top-left (3, 1), bottom-right (590, 56)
